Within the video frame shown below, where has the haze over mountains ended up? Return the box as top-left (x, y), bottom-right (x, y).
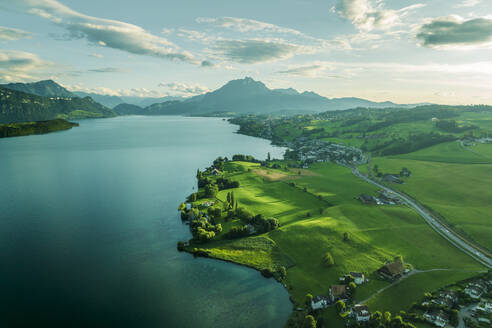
top-left (0, 77), bottom-right (427, 122)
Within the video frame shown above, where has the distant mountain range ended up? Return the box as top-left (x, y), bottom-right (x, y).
top-left (0, 78), bottom-right (428, 123)
top-left (140, 77), bottom-right (421, 115)
top-left (0, 87), bottom-right (115, 123)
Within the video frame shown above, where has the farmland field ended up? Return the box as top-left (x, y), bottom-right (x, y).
top-left (188, 161), bottom-right (485, 327)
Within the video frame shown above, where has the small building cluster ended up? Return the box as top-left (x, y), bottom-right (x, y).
top-left (377, 260), bottom-right (407, 281)
top-left (358, 190), bottom-right (402, 206)
top-left (285, 137), bottom-right (367, 167)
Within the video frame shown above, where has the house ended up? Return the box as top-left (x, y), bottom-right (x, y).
top-left (329, 285), bottom-right (348, 302)
top-left (431, 117), bottom-right (440, 122)
top-left (359, 194), bottom-right (376, 204)
top-left (378, 261), bottom-right (405, 280)
top-left (476, 300), bottom-right (492, 313)
top-left (311, 295), bottom-right (330, 310)
top-left (382, 174), bottom-right (403, 184)
top-left (432, 291), bottom-right (458, 307)
top-left (212, 168), bottom-right (221, 176)
top-left (185, 203), bottom-right (192, 211)
top-left (350, 272), bottom-right (365, 285)
top-left (353, 304), bottom-right (371, 322)
top-left (465, 286), bottom-right (483, 299)
top-left (424, 310), bottom-right (448, 327)
top-left (201, 201), bottom-right (214, 207)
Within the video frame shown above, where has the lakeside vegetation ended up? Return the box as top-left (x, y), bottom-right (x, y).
top-left (179, 155), bottom-right (485, 327)
top-left (0, 119), bottom-right (79, 138)
top-left (176, 104), bottom-right (492, 327)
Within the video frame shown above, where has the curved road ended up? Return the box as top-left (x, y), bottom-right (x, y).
top-left (352, 168), bottom-right (492, 269)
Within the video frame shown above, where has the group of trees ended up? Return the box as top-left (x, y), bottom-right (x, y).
top-left (232, 154), bottom-right (259, 162)
top-left (196, 169), bottom-right (240, 200)
top-left (435, 119), bottom-right (476, 133)
top-left (368, 311), bottom-right (417, 328)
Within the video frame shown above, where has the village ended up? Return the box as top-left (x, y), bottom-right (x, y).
top-left (307, 259), bottom-right (413, 327)
top-left (307, 262), bottom-right (492, 328)
top-left (417, 274), bottom-right (492, 328)
top-left (284, 137), bottom-right (367, 167)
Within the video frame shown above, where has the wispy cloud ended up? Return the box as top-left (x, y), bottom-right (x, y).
top-left (158, 82), bottom-right (210, 96)
top-left (276, 63), bottom-right (335, 77)
top-left (87, 67), bottom-right (127, 73)
top-left (213, 39), bottom-right (308, 64)
top-left (416, 16), bottom-right (492, 49)
top-left (453, 0), bottom-right (481, 8)
top-left (10, 0), bottom-right (204, 65)
top-left (0, 50), bottom-right (51, 82)
top-left (0, 26), bottom-right (32, 40)
top-left (195, 16), bottom-right (350, 64)
top-left (335, 0), bottom-right (425, 32)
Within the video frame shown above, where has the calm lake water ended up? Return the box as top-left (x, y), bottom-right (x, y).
top-left (0, 116), bottom-right (291, 328)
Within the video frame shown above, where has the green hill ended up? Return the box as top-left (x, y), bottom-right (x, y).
top-left (0, 80), bottom-right (74, 97)
top-left (0, 119), bottom-right (78, 138)
top-left (0, 87), bottom-right (116, 123)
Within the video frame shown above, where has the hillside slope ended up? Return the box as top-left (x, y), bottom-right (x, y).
top-left (0, 87), bottom-right (116, 123)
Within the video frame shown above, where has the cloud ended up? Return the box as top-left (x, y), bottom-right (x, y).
top-left (213, 39), bottom-right (310, 64)
top-left (277, 63), bottom-right (333, 77)
top-left (454, 0), bottom-right (481, 8)
top-left (158, 82), bottom-right (210, 96)
top-left (336, 0), bottom-right (425, 31)
top-left (0, 26), bottom-right (32, 40)
top-left (11, 0), bottom-right (202, 65)
top-left (89, 53), bottom-right (104, 58)
top-left (196, 16), bottom-right (303, 36)
top-left (0, 50), bottom-right (51, 82)
top-left (196, 16), bottom-right (350, 63)
top-left (87, 67), bottom-right (127, 73)
top-left (416, 16), bottom-right (492, 48)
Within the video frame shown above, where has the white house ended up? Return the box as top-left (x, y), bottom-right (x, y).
top-left (476, 301), bottom-right (492, 313)
top-left (353, 304), bottom-right (371, 322)
top-left (311, 296), bottom-right (329, 310)
top-left (465, 286), bottom-right (483, 299)
top-left (350, 272), bottom-right (365, 285)
top-left (423, 311), bottom-right (448, 328)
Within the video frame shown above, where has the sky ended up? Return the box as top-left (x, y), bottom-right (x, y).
top-left (1, 0), bottom-right (492, 104)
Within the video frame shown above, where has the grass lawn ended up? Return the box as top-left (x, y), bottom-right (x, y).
top-left (366, 270), bottom-right (479, 313)
top-left (369, 152), bottom-right (492, 251)
top-left (392, 141), bottom-right (492, 164)
top-left (189, 160), bottom-right (485, 327)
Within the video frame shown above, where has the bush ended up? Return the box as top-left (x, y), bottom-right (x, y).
top-left (323, 252), bottom-right (335, 267)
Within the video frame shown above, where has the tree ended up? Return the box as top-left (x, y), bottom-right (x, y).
top-left (178, 202), bottom-right (186, 211)
top-left (204, 183), bottom-right (218, 198)
top-left (343, 232), bottom-right (350, 241)
top-left (267, 152), bottom-right (271, 161)
top-left (335, 300), bottom-right (345, 313)
top-left (303, 315), bottom-right (316, 328)
top-left (449, 309), bottom-right (459, 326)
top-left (215, 224), bottom-right (223, 233)
top-left (349, 281), bottom-right (357, 292)
top-left (394, 255), bottom-right (403, 263)
top-left (323, 252), bottom-right (335, 267)
top-left (305, 293), bottom-right (313, 307)
top-left (278, 266), bottom-right (287, 281)
top-left (384, 312), bottom-right (392, 326)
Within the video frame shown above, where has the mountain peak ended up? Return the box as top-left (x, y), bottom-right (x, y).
top-left (212, 77), bottom-right (270, 97)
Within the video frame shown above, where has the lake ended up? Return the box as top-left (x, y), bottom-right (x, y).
top-left (0, 116), bottom-right (291, 328)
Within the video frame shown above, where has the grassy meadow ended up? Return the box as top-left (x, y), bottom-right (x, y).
top-left (368, 143), bottom-right (492, 251)
top-left (189, 160), bottom-right (484, 327)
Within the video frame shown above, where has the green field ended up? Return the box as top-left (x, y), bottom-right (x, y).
top-left (370, 144), bottom-right (492, 251)
top-left (393, 141), bottom-right (492, 164)
top-left (188, 161), bottom-right (484, 327)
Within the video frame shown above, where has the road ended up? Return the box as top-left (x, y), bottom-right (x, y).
top-left (352, 168), bottom-right (492, 269)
